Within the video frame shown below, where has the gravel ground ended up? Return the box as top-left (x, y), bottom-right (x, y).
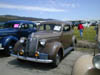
top-left (0, 51), bottom-right (87, 75)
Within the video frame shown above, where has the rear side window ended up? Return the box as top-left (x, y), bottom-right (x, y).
top-left (63, 25), bottom-right (71, 32)
top-left (4, 23), bottom-right (20, 28)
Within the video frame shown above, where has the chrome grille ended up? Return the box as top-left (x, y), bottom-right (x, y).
top-left (25, 37), bottom-right (38, 56)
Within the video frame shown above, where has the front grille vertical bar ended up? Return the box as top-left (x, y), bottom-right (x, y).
top-left (24, 39), bottom-right (29, 56)
top-left (28, 37), bottom-right (38, 56)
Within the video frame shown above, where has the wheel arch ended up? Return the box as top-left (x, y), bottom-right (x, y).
top-left (72, 36), bottom-right (77, 44)
top-left (2, 36), bottom-right (18, 47)
top-left (58, 48), bottom-right (64, 60)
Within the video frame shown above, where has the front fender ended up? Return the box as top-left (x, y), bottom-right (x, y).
top-left (1, 36), bottom-right (18, 47)
top-left (72, 55), bottom-right (100, 75)
top-left (42, 41), bottom-right (63, 59)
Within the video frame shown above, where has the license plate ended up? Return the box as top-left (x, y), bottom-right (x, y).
top-left (0, 43), bottom-right (2, 48)
top-left (39, 53), bottom-right (48, 60)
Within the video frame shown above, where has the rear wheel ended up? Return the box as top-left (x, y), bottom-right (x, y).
top-left (72, 42), bottom-right (76, 51)
top-left (72, 39), bottom-right (77, 51)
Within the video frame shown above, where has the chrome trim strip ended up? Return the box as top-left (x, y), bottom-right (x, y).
top-left (11, 54), bottom-right (53, 63)
top-left (0, 48), bottom-right (4, 50)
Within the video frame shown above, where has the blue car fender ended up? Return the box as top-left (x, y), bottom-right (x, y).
top-left (1, 36), bottom-right (18, 47)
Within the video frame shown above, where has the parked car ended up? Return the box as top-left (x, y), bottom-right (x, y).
top-left (72, 24), bottom-right (100, 75)
top-left (11, 20), bottom-right (77, 67)
top-left (0, 20), bottom-right (37, 56)
top-left (82, 21), bottom-right (92, 27)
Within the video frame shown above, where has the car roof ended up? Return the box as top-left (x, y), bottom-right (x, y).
top-left (39, 20), bottom-right (72, 25)
top-left (6, 20), bottom-right (36, 24)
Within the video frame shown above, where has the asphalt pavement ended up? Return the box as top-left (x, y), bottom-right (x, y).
top-left (0, 51), bottom-right (86, 75)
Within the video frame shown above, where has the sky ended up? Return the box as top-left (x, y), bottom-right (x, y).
top-left (0, 0), bottom-right (100, 20)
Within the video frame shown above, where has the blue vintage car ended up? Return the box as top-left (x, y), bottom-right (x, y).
top-left (0, 20), bottom-right (37, 56)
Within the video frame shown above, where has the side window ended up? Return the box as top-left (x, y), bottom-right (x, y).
top-left (63, 25), bottom-right (70, 32)
top-left (39, 25), bottom-right (44, 31)
top-left (46, 24), bottom-right (51, 30)
top-left (28, 24), bottom-right (34, 28)
top-left (39, 24), bottom-right (51, 31)
top-left (20, 24), bottom-right (28, 29)
top-left (28, 24), bottom-right (37, 29)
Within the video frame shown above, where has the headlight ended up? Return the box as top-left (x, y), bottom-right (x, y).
top-left (40, 39), bottom-right (46, 46)
top-left (20, 39), bottom-right (25, 43)
top-left (19, 37), bottom-right (26, 43)
top-left (19, 49), bottom-right (24, 55)
top-left (93, 54), bottom-right (100, 69)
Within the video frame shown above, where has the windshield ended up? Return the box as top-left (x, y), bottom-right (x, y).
top-left (3, 22), bottom-right (20, 28)
top-left (39, 24), bottom-right (61, 32)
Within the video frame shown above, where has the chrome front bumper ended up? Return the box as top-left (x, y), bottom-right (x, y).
top-left (0, 48), bottom-right (4, 50)
top-left (11, 54), bottom-right (53, 63)
top-left (0, 43), bottom-right (4, 50)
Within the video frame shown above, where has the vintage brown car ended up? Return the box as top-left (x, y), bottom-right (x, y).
top-left (11, 20), bottom-right (77, 67)
top-left (72, 24), bottom-right (100, 75)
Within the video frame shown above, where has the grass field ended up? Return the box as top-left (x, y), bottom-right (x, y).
top-left (74, 26), bottom-right (96, 42)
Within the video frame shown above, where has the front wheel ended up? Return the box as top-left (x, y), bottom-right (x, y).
top-left (52, 52), bottom-right (61, 67)
top-left (17, 59), bottom-right (25, 62)
top-left (5, 43), bottom-right (14, 56)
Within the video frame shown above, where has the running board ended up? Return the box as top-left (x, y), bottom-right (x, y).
top-left (63, 47), bottom-right (73, 56)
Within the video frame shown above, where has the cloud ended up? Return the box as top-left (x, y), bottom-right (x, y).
top-left (58, 3), bottom-right (78, 8)
top-left (0, 3), bottom-right (65, 12)
top-left (48, 0), bottom-right (78, 8)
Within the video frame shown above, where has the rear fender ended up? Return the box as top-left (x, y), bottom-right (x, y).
top-left (72, 36), bottom-right (77, 44)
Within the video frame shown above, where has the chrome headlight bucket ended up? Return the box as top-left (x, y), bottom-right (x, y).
top-left (40, 39), bottom-right (46, 46)
top-left (19, 37), bottom-right (26, 43)
top-left (93, 54), bottom-right (100, 69)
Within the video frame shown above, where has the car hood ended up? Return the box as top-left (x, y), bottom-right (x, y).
top-left (31, 31), bottom-right (61, 39)
top-left (0, 28), bottom-right (18, 36)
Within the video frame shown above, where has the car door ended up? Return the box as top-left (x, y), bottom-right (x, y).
top-left (61, 25), bottom-right (73, 48)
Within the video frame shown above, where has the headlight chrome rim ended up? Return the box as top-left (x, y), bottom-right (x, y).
top-left (19, 37), bottom-right (26, 43)
top-left (93, 54), bottom-right (100, 69)
top-left (20, 39), bottom-right (25, 43)
top-left (40, 39), bottom-right (46, 46)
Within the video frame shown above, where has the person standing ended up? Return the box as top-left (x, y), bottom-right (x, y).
top-left (78, 23), bottom-right (84, 38)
